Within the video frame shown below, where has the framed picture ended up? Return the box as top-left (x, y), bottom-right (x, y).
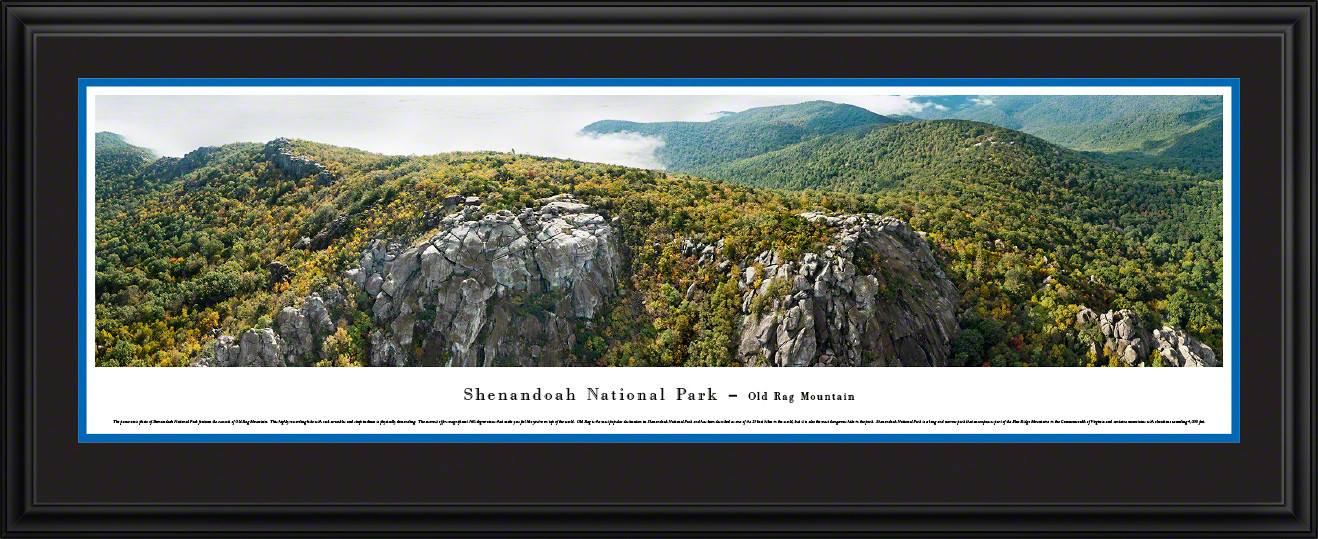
top-left (4, 2), bottom-right (1313, 537)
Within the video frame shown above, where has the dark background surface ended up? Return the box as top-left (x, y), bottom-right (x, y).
top-left (31, 34), bottom-right (1281, 505)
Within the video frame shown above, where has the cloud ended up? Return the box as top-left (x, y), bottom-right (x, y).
top-left (94, 93), bottom-right (942, 167)
top-left (971, 98), bottom-right (995, 106)
top-left (568, 131), bottom-right (666, 170)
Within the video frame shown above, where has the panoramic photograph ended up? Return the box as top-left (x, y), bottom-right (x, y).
top-left (92, 92), bottom-right (1225, 368)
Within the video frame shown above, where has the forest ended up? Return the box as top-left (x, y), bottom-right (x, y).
top-left (910, 95), bottom-right (1224, 173)
top-left (94, 98), bottom-right (1224, 368)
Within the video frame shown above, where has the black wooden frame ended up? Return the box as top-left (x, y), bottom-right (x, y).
top-left (2, 2), bottom-right (1313, 536)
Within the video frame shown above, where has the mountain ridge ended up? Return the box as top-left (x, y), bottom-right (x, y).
top-left (93, 127), bottom-right (1223, 368)
top-left (910, 95), bottom-right (1224, 172)
top-left (584, 97), bottom-right (1225, 177)
top-left (581, 100), bottom-right (899, 172)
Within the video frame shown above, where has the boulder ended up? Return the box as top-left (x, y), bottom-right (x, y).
top-left (268, 261), bottom-right (294, 286)
top-left (365, 274), bottom-right (384, 296)
top-left (344, 268), bottom-right (366, 288)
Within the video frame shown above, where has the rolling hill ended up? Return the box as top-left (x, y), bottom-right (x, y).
top-left (910, 95), bottom-right (1224, 172)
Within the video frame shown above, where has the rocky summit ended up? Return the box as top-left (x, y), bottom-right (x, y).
top-left (199, 194), bottom-right (621, 367)
top-left (736, 212), bottom-right (959, 367)
top-left (346, 194), bottom-right (621, 367)
top-left (263, 138), bottom-right (337, 185)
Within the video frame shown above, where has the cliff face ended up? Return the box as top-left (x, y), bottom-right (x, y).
top-left (735, 212), bottom-right (959, 367)
top-left (346, 194), bottom-right (621, 367)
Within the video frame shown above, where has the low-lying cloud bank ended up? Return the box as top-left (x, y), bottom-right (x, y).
top-left (95, 94), bottom-right (967, 168)
top-left (570, 131), bottom-right (667, 170)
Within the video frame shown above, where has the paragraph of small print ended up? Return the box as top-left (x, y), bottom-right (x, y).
top-left (112, 418), bottom-right (1208, 427)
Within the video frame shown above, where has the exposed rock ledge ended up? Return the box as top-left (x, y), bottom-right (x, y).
top-left (195, 293), bottom-right (337, 367)
top-left (1076, 307), bottom-right (1220, 367)
top-left (263, 138), bottom-right (337, 185)
top-left (736, 212), bottom-right (959, 367)
top-left (345, 194), bottom-right (621, 367)
top-left (196, 195), bottom-right (622, 368)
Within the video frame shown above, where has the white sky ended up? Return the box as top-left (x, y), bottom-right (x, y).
top-left (95, 94), bottom-right (934, 169)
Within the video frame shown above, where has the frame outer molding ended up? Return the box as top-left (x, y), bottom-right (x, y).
top-left (2, 2), bottom-right (1313, 537)
top-left (1284, 3), bottom-right (1315, 535)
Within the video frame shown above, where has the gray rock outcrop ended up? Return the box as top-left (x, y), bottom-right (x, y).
top-left (736, 212), bottom-right (959, 367)
top-left (263, 138), bottom-right (337, 185)
top-left (193, 335), bottom-right (238, 367)
top-left (1153, 326), bottom-right (1220, 367)
top-left (177, 145), bottom-right (222, 176)
top-left (680, 235), bottom-right (726, 266)
top-left (346, 194), bottom-right (621, 367)
top-left (308, 213), bottom-right (351, 250)
top-left (1093, 309), bottom-right (1152, 366)
top-left (1077, 307), bottom-right (1220, 367)
top-left (268, 261), bottom-right (294, 287)
top-left (199, 328), bottom-right (286, 367)
top-left (195, 294), bottom-right (339, 367)
top-left (274, 295), bottom-right (336, 364)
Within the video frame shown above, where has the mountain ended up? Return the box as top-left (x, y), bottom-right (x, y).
top-left (602, 116), bottom-right (1226, 361)
top-left (94, 132), bottom-right (156, 186)
top-left (704, 100), bottom-right (888, 130)
top-left (703, 119), bottom-right (1084, 192)
top-left (94, 131), bottom-right (1222, 368)
top-left (909, 95), bottom-right (1224, 172)
top-left (583, 97), bottom-right (1224, 177)
top-left (581, 100), bottom-right (898, 172)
